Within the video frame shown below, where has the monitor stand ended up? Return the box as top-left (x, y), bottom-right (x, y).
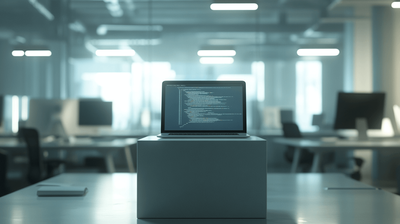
top-left (356, 118), bottom-right (368, 141)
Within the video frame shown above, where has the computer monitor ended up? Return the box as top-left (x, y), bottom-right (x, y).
top-left (280, 109), bottom-right (294, 124)
top-left (333, 92), bottom-right (385, 140)
top-left (78, 100), bottom-right (112, 126)
top-left (312, 113), bottom-right (324, 126)
top-left (26, 99), bottom-right (68, 137)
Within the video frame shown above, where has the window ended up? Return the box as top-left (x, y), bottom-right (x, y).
top-left (296, 61), bottom-right (322, 131)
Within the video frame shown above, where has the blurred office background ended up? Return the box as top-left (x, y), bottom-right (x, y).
top-left (1, 0), bottom-right (400, 193)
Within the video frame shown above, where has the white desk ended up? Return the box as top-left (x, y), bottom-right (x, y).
top-left (0, 138), bottom-right (137, 173)
top-left (1, 173), bottom-right (400, 224)
top-left (274, 137), bottom-right (400, 173)
top-left (267, 173), bottom-right (400, 224)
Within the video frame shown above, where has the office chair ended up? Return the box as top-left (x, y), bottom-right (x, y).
top-left (349, 157), bottom-right (364, 181)
top-left (281, 122), bottom-right (315, 172)
top-left (19, 128), bottom-right (64, 184)
top-left (0, 149), bottom-right (8, 197)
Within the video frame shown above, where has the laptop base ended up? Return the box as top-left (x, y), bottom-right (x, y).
top-left (158, 133), bottom-right (250, 138)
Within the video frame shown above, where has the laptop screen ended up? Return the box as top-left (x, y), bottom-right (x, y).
top-left (161, 81), bottom-right (246, 133)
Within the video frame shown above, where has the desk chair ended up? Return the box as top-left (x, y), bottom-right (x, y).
top-left (0, 149), bottom-right (8, 197)
top-left (19, 128), bottom-right (64, 184)
top-left (282, 122), bottom-right (315, 172)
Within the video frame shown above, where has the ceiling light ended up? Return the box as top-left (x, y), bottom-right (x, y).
top-left (197, 50), bottom-right (236, 56)
top-left (297, 48), bottom-right (340, 57)
top-left (200, 57), bottom-right (234, 64)
top-left (392, 2), bottom-right (400, 8)
top-left (25, 50), bottom-right (52, 57)
top-left (210, 3), bottom-right (258, 10)
top-left (12, 50), bottom-right (24, 57)
top-left (95, 49), bottom-right (136, 56)
top-left (96, 25), bottom-right (163, 36)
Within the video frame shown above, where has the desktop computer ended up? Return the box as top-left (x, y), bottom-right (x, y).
top-left (26, 99), bottom-right (68, 138)
top-left (78, 99), bottom-right (112, 126)
top-left (333, 92), bottom-right (385, 140)
top-left (61, 99), bottom-right (113, 136)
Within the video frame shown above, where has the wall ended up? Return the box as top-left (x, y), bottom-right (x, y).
top-left (0, 40), bottom-right (68, 99)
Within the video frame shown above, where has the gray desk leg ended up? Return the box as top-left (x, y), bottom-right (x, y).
top-left (291, 148), bottom-right (302, 173)
top-left (311, 152), bottom-right (321, 173)
top-left (124, 146), bottom-right (135, 173)
top-left (104, 153), bottom-right (116, 173)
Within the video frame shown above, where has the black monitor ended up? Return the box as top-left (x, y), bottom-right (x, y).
top-left (333, 92), bottom-right (385, 139)
top-left (78, 100), bottom-right (113, 126)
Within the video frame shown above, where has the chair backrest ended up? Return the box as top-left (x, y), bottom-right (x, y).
top-left (19, 128), bottom-right (44, 184)
top-left (282, 122), bottom-right (302, 138)
top-left (0, 149), bottom-right (7, 196)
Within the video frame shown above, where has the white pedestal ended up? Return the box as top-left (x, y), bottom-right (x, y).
top-left (137, 136), bottom-right (267, 219)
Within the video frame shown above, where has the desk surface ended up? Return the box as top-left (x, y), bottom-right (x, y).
top-left (0, 138), bottom-right (137, 173)
top-left (1, 173), bottom-right (400, 224)
top-left (0, 138), bottom-right (137, 150)
top-left (274, 137), bottom-right (400, 150)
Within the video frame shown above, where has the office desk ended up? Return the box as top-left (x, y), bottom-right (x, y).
top-left (0, 173), bottom-right (399, 224)
top-left (0, 138), bottom-right (137, 173)
top-left (274, 137), bottom-right (400, 173)
top-left (267, 173), bottom-right (400, 224)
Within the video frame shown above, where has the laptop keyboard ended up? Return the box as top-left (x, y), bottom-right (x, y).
top-left (169, 133), bottom-right (239, 135)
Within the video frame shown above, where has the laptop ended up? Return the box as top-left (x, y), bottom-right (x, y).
top-left (159, 80), bottom-right (249, 138)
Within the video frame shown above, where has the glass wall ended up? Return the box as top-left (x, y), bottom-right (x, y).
top-left (68, 1), bottom-right (272, 134)
top-left (0, 1), bottom-right (345, 135)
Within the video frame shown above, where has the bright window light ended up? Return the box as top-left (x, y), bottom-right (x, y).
top-left (12, 96), bottom-right (19, 133)
top-left (96, 49), bottom-right (136, 57)
top-left (21, 96), bottom-right (29, 121)
top-left (296, 61), bottom-right (322, 131)
top-left (25, 50), bottom-right (52, 57)
top-left (197, 50), bottom-right (236, 56)
top-left (12, 50), bottom-right (24, 57)
top-left (200, 57), bottom-right (234, 64)
top-left (210, 3), bottom-right (258, 10)
top-left (297, 48), bottom-right (340, 56)
top-left (392, 2), bottom-right (400, 8)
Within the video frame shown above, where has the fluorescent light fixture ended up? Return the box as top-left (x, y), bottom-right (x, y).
top-left (200, 57), bottom-right (234, 64)
top-left (12, 50), bottom-right (24, 57)
top-left (297, 48), bottom-right (340, 56)
top-left (210, 3), bottom-right (258, 10)
top-left (392, 2), bottom-right (400, 8)
top-left (96, 49), bottom-right (136, 56)
top-left (25, 50), bottom-right (52, 57)
top-left (197, 50), bottom-right (236, 56)
top-left (97, 25), bottom-right (163, 35)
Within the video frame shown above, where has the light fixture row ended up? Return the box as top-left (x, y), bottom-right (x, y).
top-left (297, 48), bottom-right (340, 57)
top-left (197, 48), bottom-right (340, 64)
top-left (12, 50), bottom-right (52, 57)
top-left (210, 3), bottom-right (258, 11)
top-left (95, 49), bottom-right (136, 57)
top-left (198, 50), bottom-right (236, 64)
